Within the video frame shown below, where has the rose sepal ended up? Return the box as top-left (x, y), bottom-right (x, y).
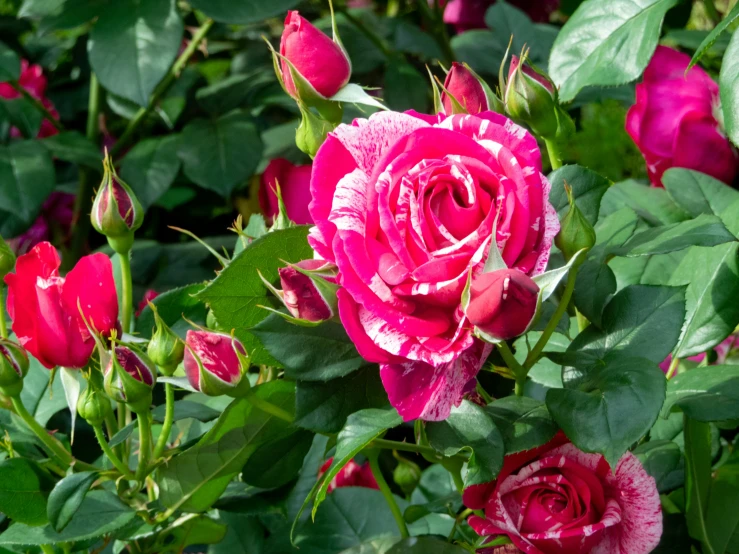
top-left (103, 341), bottom-right (156, 414)
top-left (0, 339), bottom-right (29, 397)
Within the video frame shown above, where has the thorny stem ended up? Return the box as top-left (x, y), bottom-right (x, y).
top-left (93, 424), bottom-right (134, 480)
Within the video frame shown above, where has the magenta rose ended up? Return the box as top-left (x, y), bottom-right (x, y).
top-left (259, 158), bottom-right (313, 225)
top-left (463, 434), bottom-right (662, 554)
top-left (318, 457), bottom-right (379, 493)
top-left (308, 110), bottom-right (558, 421)
top-left (442, 0), bottom-right (559, 32)
top-left (0, 60), bottom-right (59, 138)
top-left (626, 46), bottom-right (738, 187)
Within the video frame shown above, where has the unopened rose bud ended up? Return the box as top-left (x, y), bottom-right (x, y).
top-left (393, 455), bottom-right (421, 496)
top-left (146, 304), bottom-right (184, 375)
top-left (91, 153), bottom-right (143, 254)
top-left (280, 11), bottom-right (351, 101)
top-left (278, 260), bottom-right (337, 322)
top-left (0, 339), bottom-right (28, 397)
top-left (555, 185), bottom-right (596, 261)
top-left (465, 268), bottom-right (539, 341)
top-left (441, 62), bottom-right (501, 115)
top-left (183, 330), bottom-right (248, 397)
top-left (104, 344), bottom-right (156, 413)
top-left (0, 236), bottom-right (15, 279)
top-left (77, 384), bottom-right (112, 426)
top-left (505, 55), bottom-right (571, 141)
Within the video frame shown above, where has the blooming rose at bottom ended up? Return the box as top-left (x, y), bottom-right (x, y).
top-left (318, 457), bottom-right (378, 493)
top-left (308, 109), bottom-right (558, 422)
top-left (463, 434), bottom-right (662, 554)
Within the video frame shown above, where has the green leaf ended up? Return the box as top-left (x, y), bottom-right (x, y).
top-left (484, 396), bottom-right (558, 455)
top-left (0, 140), bottom-right (55, 237)
top-left (311, 407), bottom-right (401, 519)
top-left (88, 0), bottom-right (183, 106)
top-left (197, 226), bottom-right (313, 365)
top-left (46, 471), bottom-right (97, 532)
top-left (209, 512), bottom-right (265, 554)
top-left (241, 429), bottom-right (314, 489)
top-left (0, 491), bottom-right (135, 545)
top-left (329, 84), bottom-right (389, 111)
top-left (661, 365), bottom-right (739, 422)
top-left (0, 98), bottom-right (42, 138)
top-left (196, 74), bottom-right (254, 116)
top-left (164, 514), bottom-right (227, 550)
top-left (613, 214), bottom-right (735, 257)
top-left (295, 367), bottom-right (389, 434)
top-left (18, 0), bottom-right (110, 32)
top-left (663, 243), bottom-right (739, 358)
top-left (136, 283), bottom-right (207, 340)
top-left (548, 164), bottom-right (611, 226)
top-left (426, 400), bottom-right (504, 486)
top-left (549, 0), bottom-right (677, 102)
top-left (451, 31), bottom-right (507, 78)
top-left (546, 355), bottom-right (666, 467)
top-left (662, 170), bottom-right (739, 236)
top-left (384, 59), bottom-right (428, 113)
top-left (20, 355), bottom-right (66, 427)
top-left (0, 42), bottom-right (20, 81)
top-left (599, 179), bottom-right (690, 226)
top-left (573, 260), bottom-right (616, 327)
top-left (41, 132), bottom-right (102, 170)
top-left (120, 135), bottom-right (181, 210)
top-left (159, 381), bottom-right (296, 513)
top-left (690, 1), bottom-right (739, 68)
top-left (178, 110), bottom-right (263, 197)
top-left (188, 0), bottom-right (299, 25)
top-left (705, 447), bottom-right (739, 554)
top-left (720, 30), bottom-right (739, 148)
top-left (294, 488), bottom-right (403, 553)
top-left (386, 537), bottom-right (469, 554)
top-left (633, 440), bottom-right (683, 492)
top-left (684, 416), bottom-right (713, 548)
top-left (151, 400), bottom-right (221, 423)
top-left (485, 0), bottom-right (546, 63)
top-left (564, 284), bottom-right (686, 366)
top-left (0, 459), bottom-right (53, 526)
top-left (251, 315), bottom-right (366, 381)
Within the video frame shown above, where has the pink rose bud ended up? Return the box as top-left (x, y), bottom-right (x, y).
top-left (0, 339), bottom-right (29, 397)
top-left (91, 153), bottom-right (143, 253)
top-left (442, 62), bottom-right (488, 114)
top-left (505, 55), bottom-right (564, 140)
top-left (278, 259), bottom-right (336, 322)
top-left (280, 11), bottom-right (351, 100)
top-left (466, 268), bottom-right (539, 341)
top-left (259, 158), bottom-right (313, 225)
top-left (183, 330), bottom-right (247, 396)
top-left (626, 45), bottom-right (738, 187)
top-left (104, 344), bottom-right (156, 413)
top-left (318, 457), bottom-right (379, 493)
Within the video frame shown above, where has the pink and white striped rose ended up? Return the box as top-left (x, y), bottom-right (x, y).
top-left (463, 435), bottom-right (662, 554)
top-left (308, 110), bottom-right (558, 421)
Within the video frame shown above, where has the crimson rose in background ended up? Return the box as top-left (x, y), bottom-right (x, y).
top-left (442, 0), bottom-right (559, 32)
top-left (464, 434), bottom-right (662, 554)
top-left (626, 46), bottom-right (738, 187)
top-left (308, 110), bottom-right (558, 421)
top-left (259, 158), bottom-right (313, 224)
top-left (0, 60), bottom-right (59, 138)
top-left (318, 457), bottom-right (378, 493)
top-left (3, 242), bottom-right (119, 369)
top-left (7, 192), bottom-right (75, 255)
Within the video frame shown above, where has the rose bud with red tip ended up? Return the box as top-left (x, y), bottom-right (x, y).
top-left (183, 330), bottom-right (248, 396)
top-left (0, 339), bottom-right (29, 397)
top-left (104, 344), bottom-right (156, 413)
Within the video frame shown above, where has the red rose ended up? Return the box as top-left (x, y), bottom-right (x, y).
top-left (318, 457), bottom-right (379, 493)
top-left (626, 46), bottom-right (738, 187)
top-left (4, 242), bottom-right (119, 369)
top-left (463, 434), bottom-right (662, 554)
top-left (0, 60), bottom-right (59, 138)
top-left (259, 158), bottom-right (313, 225)
top-left (280, 11), bottom-right (351, 99)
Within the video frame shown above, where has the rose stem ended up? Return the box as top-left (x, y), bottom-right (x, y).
top-left (544, 138), bottom-right (563, 170)
top-left (135, 412), bottom-right (153, 483)
top-left (0, 285), bottom-right (7, 339)
top-left (367, 450), bottom-right (410, 538)
top-left (152, 382), bottom-right (175, 460)
top-left (496, 341), bottom-right (527, 396)
top-left (92, 424), bottom-right (134, 480)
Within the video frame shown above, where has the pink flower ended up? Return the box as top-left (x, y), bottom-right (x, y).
top-left (442, 0), bottom-right (559, 32)
top-left (660, 333), bottom-right (739, 375)
top-left (464, 434), bottom-right (662, 554)
top-left (259, 158), bottom-right (313, 225)
top-left (280, 11), bottom-right (351, 99)
top-left (136, 289), bottom-right (159, 317)
top-left (278, 260), bottom-right (334, 322)
top-left (308, 110), bottom-right (558, 421)
top-left (8, 192), bottom-right (76, 255)
top-left (442, 62), bottom-right (489, 115)
top-left (183, 330), bottom-right (246, 396)
top-left (318, 457), bottom-right (379, 493)
top-left (626, 46), bottom-right (738, 187)
top-left (3, 242), bottom-right (119, 369)
top-left (0, 60), bottom-right (59, 138)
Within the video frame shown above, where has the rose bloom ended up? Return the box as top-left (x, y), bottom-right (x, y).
top-left (308, 110), bottom-right (558, 421)
top-left (441, 0), bottom-right (560, 32)
top-left (463, 434), bottom-right (662, 554)
top-left (318, 457), bottom-right (378, 493)
top-left (626, 46), bottom-right (738, 187)
top-left (8, 192), bottom-right (75, 255)
top-left (0, 60), bottom-right (60, 138)
top-left (259, 158), bottom-right (313, 225)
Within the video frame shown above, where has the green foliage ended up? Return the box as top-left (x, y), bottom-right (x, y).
top-left (46, 471), bottom-right (97, 532)
top-left (0, 458), bottom-right (53, 526)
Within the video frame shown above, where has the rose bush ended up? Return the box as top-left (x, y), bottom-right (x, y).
top-left (309, 109), bottom-right (558, 420)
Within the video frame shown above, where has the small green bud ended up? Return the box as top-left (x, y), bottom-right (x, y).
top-left (146, 304), bottom-right (184, 375)
top-left (0, 339), bottom-right (28, 397)
top-left (504, 55), bottom-right (559, 140)
top-left (0, 237), bottom-right (15, 280)
top-left (555, 184), bottom-right (596, 261)
top-left (393, 454), bottom-right (421, 496)
top-left (91, 152), bottom-right (144, 254)
top-left (77, 384), bottom-right (112, 426)
top-left (296, 102), bottom-right (336, 158)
